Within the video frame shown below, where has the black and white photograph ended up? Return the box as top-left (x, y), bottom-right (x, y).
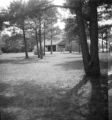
top-left (0, 0), bottom-right (112, 120)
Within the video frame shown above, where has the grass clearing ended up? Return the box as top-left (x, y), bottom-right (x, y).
top-left (0, 52), bottom-right (109, 120)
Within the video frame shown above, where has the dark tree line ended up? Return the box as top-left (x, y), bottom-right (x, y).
top-left (65, 0), bottom-right (111, 120)
top-left (0, 0), bottom-right (112, 119)
top-left (66, 0), bottom-right (112, 76)
top-left (0, 0), bottom-right (58, 59)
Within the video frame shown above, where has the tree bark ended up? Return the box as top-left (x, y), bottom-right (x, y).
top-left (22, 25), bottom-right (29, 59)
top-left (79, 43), bottom-right (81, 53)
top-left (88, 76), bottom-right (108, 120)
top-left (87, 1), bottom-right (106, 120)
top-left (105, 30), bottom-right (108, 52)
top-left (75, 3), bottom-right (90, 75)
top-left (102, 33), bottom-right (104, 52)
top-left (51, 21), bottom-right (53, 54)
top-left (43, 22), bottom-right (46, 55)
top-left (89, 1), bottom-right (100, 76)
top-left (69, 39), bottom-right (72, 53)
top-left (39, 17), bottom-right (43, 59)
top-left (35, 29), bottom-right (40, 58)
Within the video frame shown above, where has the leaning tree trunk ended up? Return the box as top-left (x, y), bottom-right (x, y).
top-left (75, 4), bottom-right (90, 75)
top-left (89, 1), bottom-right (100, 76)
top-left (22, 25), bottom-right (29, 59)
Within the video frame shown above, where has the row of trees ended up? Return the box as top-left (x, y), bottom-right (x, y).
top-left (0, 0), bottom-right (111, 75)
top-left (0, 0), bottom-right (112, 119)
top-left (0, 0), bottom-right (59, 59)
top-left (65, 2), bottom-right (112, 53)
top-left (65, 0), bottom-right (111, 120)
top-left (65, 0), bottom-right (112, 76)
top-left (99, 24), bottom-right (112, 52)
top-left (64, 17), bottom-right (84, 53)
top-left (1, 33), bottom-right (35, 53)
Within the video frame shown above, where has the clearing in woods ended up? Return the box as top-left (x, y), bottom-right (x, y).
top-left (0, 52), bottom-right (109, 120)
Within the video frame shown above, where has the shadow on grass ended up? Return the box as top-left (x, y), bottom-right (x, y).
top-left (0, 80), bottom-right (67, 120)
top-left (65, 55), bottom-right (82, 59)
top-left (54, 59), bottom-right (108, 71)
top-left (0, 82), bottom-right (16, 120)
top-left (100, 60), bottom-right (108, 70)
top-left (109, 73), bottom-right (112, 120)
top-left (0, 56), bottom-right (38, 64)
top-left (0, 76), bottom-right (90, 120)
top-left (55, 60), bottom-right (84, 70)
top-left (0, 56), bottom-right (50, 65)
top-left (0, 74), bottom-right (108, 120)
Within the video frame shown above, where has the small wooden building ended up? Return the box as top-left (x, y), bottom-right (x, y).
top-left (45, 39), bottom-right (65, 52)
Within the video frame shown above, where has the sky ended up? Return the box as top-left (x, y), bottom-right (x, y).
top-left (0, 0), bottom-right (11, 8)
top-left (0, 0), bottom-right (67, 29)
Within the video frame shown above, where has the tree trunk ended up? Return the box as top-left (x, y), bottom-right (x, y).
top-left (51, 21), bottom-right (53, 54)
top-left (39, 17), bottom-right (43, 59)
top-left (105, 30), bottom-right (108, 52)
top-left (69, 39), bottom-right (72, 53)
top-left (79, 42), bottom-right (81, 53)
top-left (35, 29), bottom-right (40, 58)
top-left (43, 22), bottom-right (46, 55)
top-left (88, 76), bottom-right (108, 120)
top-left (102, 33), bottom-right (104, 52)
top-left (89, 1), bottom-right (100, 76)
top-left (22, 25), bottom-right (29, 59)
top-left (75, 4), bottom-right (90, 75)
top-left (87, 1), bottom-right (106, 120)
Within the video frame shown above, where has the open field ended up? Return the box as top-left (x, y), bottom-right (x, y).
top-left (0, 52), bottom-right (110, 120)
top-left (0, 52), bottom-right (85, 120)
top-left (0, 52), bottom-right (84, 86)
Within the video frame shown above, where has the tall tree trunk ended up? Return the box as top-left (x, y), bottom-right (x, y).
top-left (102, 33), bottom-right (104, 52)
top-left (89, 1), bottom-right (100, 76)
top-left (69, 39), bottom-right (72, 53)
top-left (22, 25), bottom-right (29, 59)
top-left (51, 21), bottom-right (53, 54)
top-left (35, 29), bottom-right (40, 58)
top-left (44, 22), bottom-right (46, 55)
top-left (79, 42), bottom-right (81, 53)
top-left (106, 30), bottom-right (108, 52)
top-left (75, 3), bottom-right (90, 75)
top-left (88, 76), bottom-right (108, 120)
top-left (39, 17), bottom-right (43, 59)
top-left (87, 1), bottom-right (107, 120)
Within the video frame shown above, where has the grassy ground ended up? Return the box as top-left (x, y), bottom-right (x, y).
top-left (108, 52), bottom-right (112, 120)
top-left (0, 52), bottom-right (84, 85)
top-left (0, 52), bottom-right (110, 120)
